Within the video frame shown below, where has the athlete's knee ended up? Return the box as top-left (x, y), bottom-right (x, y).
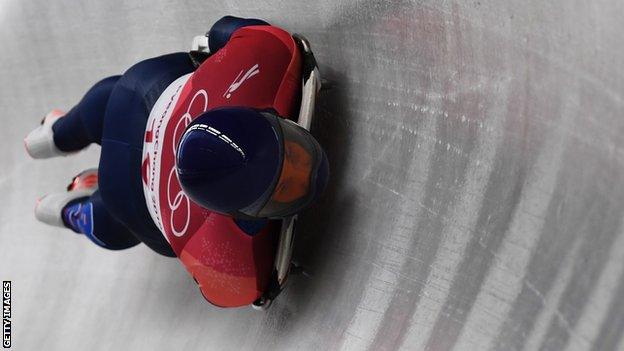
top-left (208, 15), bottom-right (270, 53)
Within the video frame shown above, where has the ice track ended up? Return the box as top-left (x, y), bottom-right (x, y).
top-left (1, 1), bottom-right (624, 350)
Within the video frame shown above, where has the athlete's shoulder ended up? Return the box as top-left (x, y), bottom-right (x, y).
top-left (207, 16), bottom-right (296, 55)
top-left (231, 25), bottom-right (297, 54)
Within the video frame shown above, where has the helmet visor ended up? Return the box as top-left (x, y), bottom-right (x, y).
top-left (241, 115), bottom-right (325, 218)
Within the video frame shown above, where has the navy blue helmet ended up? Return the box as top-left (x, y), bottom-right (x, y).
top-left (176, 107), bottom-right (328, 218)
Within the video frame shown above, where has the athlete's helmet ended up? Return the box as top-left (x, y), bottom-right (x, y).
top-left (176, 107), bottom-right (328, 219)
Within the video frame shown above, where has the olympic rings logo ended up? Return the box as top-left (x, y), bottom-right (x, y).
top-left (166, 89), bottom-right (208, 237)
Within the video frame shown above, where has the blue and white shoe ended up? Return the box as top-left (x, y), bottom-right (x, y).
top-left (35, 169), bottom-right (98, 229)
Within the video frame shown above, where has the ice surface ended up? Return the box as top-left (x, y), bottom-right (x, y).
top-left (1, 1), bottom-right (624, 350)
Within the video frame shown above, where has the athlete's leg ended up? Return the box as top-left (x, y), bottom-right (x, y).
top-left (52, 75), bottom-right (121, 152)
top-left (98, 53), bottom-right (196, 257)
top-left (34, 168), bottom-right (139, 250)
top-left (63, 191), bottom-right (140, 250)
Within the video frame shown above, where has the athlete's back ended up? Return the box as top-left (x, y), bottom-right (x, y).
top-left (141, 21), bottom-right (305, 306)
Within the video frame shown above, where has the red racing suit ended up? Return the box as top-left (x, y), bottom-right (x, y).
top-left (141, 26), bottom-right (302, 306)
